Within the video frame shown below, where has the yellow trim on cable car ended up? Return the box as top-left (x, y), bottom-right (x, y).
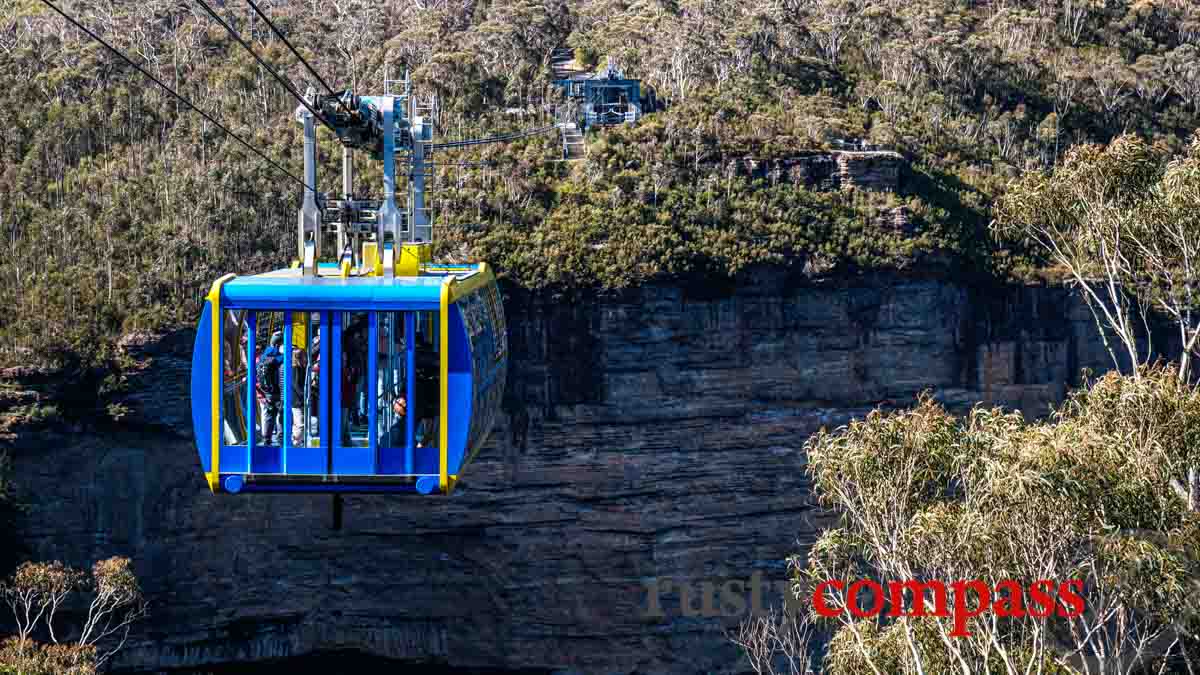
top-left (448, 263), bottom-right (493, 303)
top-left (439, 277), bottom-right (451, 493)
top-left (361, 241), bottom-right (379, 276)
top-left (207, 273), bottom-right (236, 494)
top-left (399, 242), bottom-right (432, 277)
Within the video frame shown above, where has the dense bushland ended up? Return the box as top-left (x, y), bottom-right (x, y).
top-left (735, 368), bottom-right (1200, 674)
top-left (0, 0), bottom-right (1198, 368)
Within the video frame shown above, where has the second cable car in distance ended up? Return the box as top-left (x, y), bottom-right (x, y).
top-left (190, 82), bottom-right (508, 496)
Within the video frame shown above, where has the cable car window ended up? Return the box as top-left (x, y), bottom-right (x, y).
top-left (340, 312), bottom-right (370, 448)
top-left (297, 311), bottom-right (322, 450)
top-left (283, 312), bottom-right (306, 449)
top-left (252, 310), bottom-right (285, 448)
top-left (221, 309), bottom-right (249, 447)
top-left (376, 312), bottom-right (407, 455)
top-left (414, 310), bottom-right (440, 449)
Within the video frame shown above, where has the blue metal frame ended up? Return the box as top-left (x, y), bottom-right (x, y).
top-left (245, 312), bottom-right (256, 470)
top-left (193, 266), bottom-right (507, 495)
top-left (319, 311), bottom-right (330, 474)
top-left (281, 310), bottom-right (292, 472)
top-left (405, 311), bottom-right (416, 474)
top-left (367, 311), bottom-right (379, 472)
top-left (191, 306), bottom-right (213, 474)
top-left (331, 310), bottom-right (343, 471)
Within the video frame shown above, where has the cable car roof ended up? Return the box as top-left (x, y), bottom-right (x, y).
top-left (220, 264), bottom-right (486, 311)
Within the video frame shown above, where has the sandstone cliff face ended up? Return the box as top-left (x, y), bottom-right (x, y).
top-left (731, 150), bottom-right (904, 193)
top-left (2, 271), bottom-right (1176, 673)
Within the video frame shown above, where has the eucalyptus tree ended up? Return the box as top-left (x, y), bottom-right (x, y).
top-left (748, 370), bottom-right (1200, 675)
top-left (996, 134), bottom-right (1200, 513)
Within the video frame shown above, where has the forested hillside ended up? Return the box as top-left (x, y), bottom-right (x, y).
top-left (1, 0), bottom-right (1198, 369)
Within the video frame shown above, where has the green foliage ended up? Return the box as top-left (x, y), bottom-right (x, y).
top-left (0, 638), bottom-right (95, 675)
top-left (804, 367), bottom-right (1200, 673)
top-left (0, 0), bottom-right (1196, 369)
top-left (995, 133), bottom-right (1200, 377)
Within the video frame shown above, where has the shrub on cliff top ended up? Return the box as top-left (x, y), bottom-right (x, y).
top-left (783, 366), bottom-right (1200, 674)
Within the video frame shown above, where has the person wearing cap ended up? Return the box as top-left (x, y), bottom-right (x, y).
top-left (256, 330), bottom-right (285, 445)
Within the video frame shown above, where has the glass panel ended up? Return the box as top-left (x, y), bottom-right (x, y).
top-left (461, 286), bottom-right (507, 457)
top-left (376, 312), bottom-right (406, 449)
top-left (414, 310), bottom-right (440, 449)
top-left (340, 312), bottom-right (370, 447)
top-left (221, 309), bottom-right (249, 446)
top-left (253, 311), bottom-right (285, 446)
top-left (296, 311), bottom-right (321, 448)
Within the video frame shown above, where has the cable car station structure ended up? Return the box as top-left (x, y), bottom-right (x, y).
top-left (554, 58), bottom-right (642, 131)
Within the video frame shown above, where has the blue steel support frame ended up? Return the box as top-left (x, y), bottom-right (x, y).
top-left (319, 311), bottom-right (331, 473)
top-left (246, 312), bottom-right (256, 467)
top-left (368, 311), bottom-right (378, 471)
top-left (331, 311), bottom-right (343, 466)
top-left (405, 311), bottom-right (416, 473)
top-left (282, 310), bottom-right (292, 471)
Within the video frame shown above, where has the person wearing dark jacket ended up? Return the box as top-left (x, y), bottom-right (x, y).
top-left (256, 331), bottom-right (285, 445)
top-left (287, 344), bottom-right (307, 445)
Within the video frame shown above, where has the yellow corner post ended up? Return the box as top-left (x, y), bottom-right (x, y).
top-left (439, 277), bottom-right (451, 493)
top-left (207, 273), bottom-right (237, 493)
top-left (361, 241), bottom-right (379, 277)
top-left (447, 262), bottom-right (492, 303)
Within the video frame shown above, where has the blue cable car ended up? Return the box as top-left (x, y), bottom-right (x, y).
top-left (189, 79), bottom-right (515, 498)
top-left (190, 244), bottom-right (507, 496)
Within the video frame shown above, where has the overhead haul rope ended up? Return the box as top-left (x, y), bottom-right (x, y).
top-left (244, 0), bottom-right (341, 102)
top-left (243, 0), bottom-right (550, 154)
top-left (37, 0), bottom-right (315, 193)
top-left (192, 0), bottom-right (336, 130)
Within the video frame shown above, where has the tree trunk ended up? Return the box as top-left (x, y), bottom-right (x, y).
top-left (1190, 467), bottom-right (1199, 513)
